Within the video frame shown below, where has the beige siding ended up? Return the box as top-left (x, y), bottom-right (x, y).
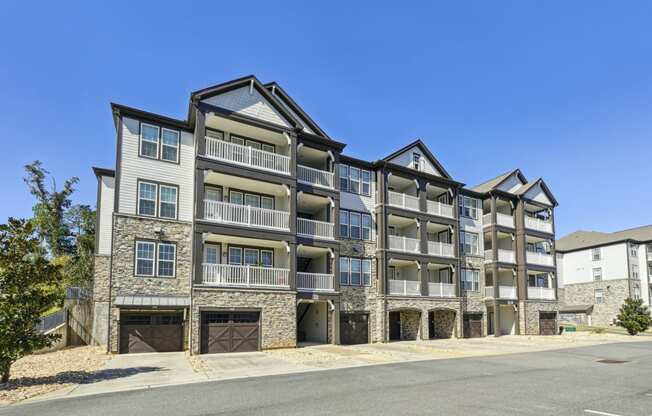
top-left (117, 117), bottom-right (195, 222)
top-left (97, 175), bottom-right (115, 255)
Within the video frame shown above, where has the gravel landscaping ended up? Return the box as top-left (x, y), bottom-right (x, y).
top-left (0, 346), bottom-right (109, 405)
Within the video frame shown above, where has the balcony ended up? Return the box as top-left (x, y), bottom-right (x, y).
top-left (528, 286), bottom-right (555, 300)
top-left (204, 137), bottom-right (291, 175)
top-left (388, 191), bottom-right (420, 211)
top-left (389, 279), bottom-right (421, 296)
top-left (525, 216), bottom-right (553, 234)
top-left (484, 249), bottom-right (516, 264)
top-left (297, 272), bottom-right (334, 292)
top-left (427, 241), bottom-right (455, 258)
top-left (297, 165), bottom-right (334, 189)
top-left (426, 200), bottom-right (455, 219)
top-left (297, 218), bottom-right (335, 240)
top-left (484, 285), bottom-right (517, 300)
top-left (428, 282), bottom-right (456, 298)
top-left (203, 200), bottom-right (290, 231)
top-left (202, 264), bottom-right (290, 288)
top-left (526, 251), bottom-right (554, 267)
top-left (388, 235), bottom-right (420, 253)
top-left (483, 213), bottom-right (515, 228)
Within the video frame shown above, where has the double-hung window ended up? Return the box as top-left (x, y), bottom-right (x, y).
top-left (339, 210), bottom-right (349, 238)
top-left (135, 241), bottom-right (176, 278)
top-left (138, 182), bottom-right (158, 216)
top-left (159, 185), bottom-right (177, 219)
top-left (460, 231), bottom-right (480, 256)
top-left (592, 267), bottom-right (602, 281)
top-left (461, 269), bottom-right (479, 292)
top-left (161, 129), bottom-right (180, 162)
top-left (140, 124), bottom-right (159, 159)
top-left (339, 165), bottom-right (349, 192)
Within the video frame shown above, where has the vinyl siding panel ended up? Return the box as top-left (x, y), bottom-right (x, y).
top-left (117, 117), bottom-right (194, 222)
top-left (97, 175), bottom-right (115, 255)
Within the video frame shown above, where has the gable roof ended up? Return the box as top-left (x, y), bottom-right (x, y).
top-left (557, 225), bottom-right (652, 252)
top-left (382, 139), bottom-right (452, 179)
top-left (264, 82), bottom-right (330, 139)
top-left (189, 75), bottom-right (302, 130)
top-left (471, 169), bottom-right (526, 193)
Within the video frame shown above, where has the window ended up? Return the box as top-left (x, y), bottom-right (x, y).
top-left (229, 247), bottom-right (242, 265)
top-left (350, 167), bottom-right (360, 194)
top-left (159, 185), bottom-right (177, 219)
top-left (361, 170), bottom-right (371, 196)
top-left (592, 248), bottom-right (601, 261)
top-left (339, 210), bottom-right (349, 238)
top-left (460, 231), bottom-right (480, 256)
top-left (339, 257), bottom-right (350, 285)
top-left (138, 182), bottom-right (157, 216)
top-left (459, 196), bottom-right (480, 220)
top-left (461, 269), bottom-right (479, 292)
top-left (340, 257), bottom-right (372, 286)
top-left (592, 267), bottom-right (602, 281)
top-left (594, 289), bottom-right (604, 304)
top-left (135, 241), bottom-right (155, 276)
top-left (339, 165), bottom-right (349, 192)
top-left (412, 153), bottom-right (421, 170)
top-left (340, 209), bottom-right (372, 241)
top-left (157, 243), bottom-right (176, 277)
top-left (632, 264), bottom-right (639, 279)
top-left (140, 124), bottom-right (159, 159)
top-left (161, 129), bottom-right (180, 162)
top-left (362, 214), bottom-right (372, 240)
top-left (135, 241), bottom-right (175, 278)
top-left (350, 258), bottom-right (362, 285)
top-left (350, 212), bottom-right (361, 239)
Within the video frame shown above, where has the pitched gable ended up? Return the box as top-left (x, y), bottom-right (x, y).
top-left (383, 140), bottom-right (451, 178)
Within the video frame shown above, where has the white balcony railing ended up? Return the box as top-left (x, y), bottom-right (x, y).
top-left (526, 252), bottom-right (554, 267)
top-left (525, 216), bottom-right (553, 234)
top-left (427, 241), bottom-right (455, 257)
top-left (426, 200), bottom-right (455, 218)
top-left (297, 218), bottom-right (334, 240)
top-left (202, 264), bottom-right (289, 288)
top-left (428, 282), bottom-right (456, 298)
top-left (484, 249), bottom-right (516, 263)
top-left (296, 273), bottom-right (334, 292)
top-left (388, 191), bottom-right (420, 211)
top-left (528, 286), bottom-right (556, 300)
top-left (204, 137), bottom-right (291, 175)
top-left (388, 235), bottom-right (420, 253)
top-left (499, 285), bottom-right (517, 299)
top-left (297, 165), bottom-right (334, 189)
top-left (203, 200), bottom-right (290, 231)
top-left (389, 279), bottom-right (421, 296)
top-left (482, 213), bottom-right (515, 228)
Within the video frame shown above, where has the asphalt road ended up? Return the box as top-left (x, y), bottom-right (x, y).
top-left (3, 341), bottom-right (652, 416)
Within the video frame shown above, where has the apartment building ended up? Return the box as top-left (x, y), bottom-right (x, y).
top-left (556, 226), bottom-right (652, 326)
top-left (92, 75), bottom-right (560, 354)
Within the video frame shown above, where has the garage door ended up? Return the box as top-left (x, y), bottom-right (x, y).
top-left (539, 312), bottom-right (557, 335)
top-left (463, 314), bottom-right (483, 338)
top-left (120, 313), bottom-right (184, 354)
top-left (340, 313), bottom-right (369, 345)
top-left (201, 312), bottom-right (260, 354)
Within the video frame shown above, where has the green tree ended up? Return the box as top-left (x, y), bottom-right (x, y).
top-left (0, 219), bottom-right (63, 383)
top-left (23, 160), bottom-right (79, 257)
top-left (616, 298), bottom-right (651, 335)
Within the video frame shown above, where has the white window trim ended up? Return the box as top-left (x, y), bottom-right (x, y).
top-left (135, 241), bottom-right (156, 277)
top-left (156, 243), bottom-right (176, 278)
top-left (139, 123), bottom-right (160, 160)
top-left (160, 128), bottom-right (180, 163)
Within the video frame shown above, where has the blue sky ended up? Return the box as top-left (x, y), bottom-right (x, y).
top-left (1, 1), bottom-right (651, 237)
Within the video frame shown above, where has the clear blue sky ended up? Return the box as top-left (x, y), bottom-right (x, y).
top-left (1, 1), bottom-right (651, 237)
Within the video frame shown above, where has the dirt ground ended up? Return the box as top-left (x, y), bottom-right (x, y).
top-left (0, 346), bottom-right (109, 405)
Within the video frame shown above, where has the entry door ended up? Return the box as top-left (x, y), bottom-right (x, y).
top-left (389, 312), bottom-right (401, 340)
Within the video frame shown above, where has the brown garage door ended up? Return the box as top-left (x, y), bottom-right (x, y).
top-left (120, 313), bottom-right (184, 354)
top-left (539, 312), bottom-right (557, 335)
top-left (201, 312), bottom-right (260, 354)
top-left (340, 313), bottom-right (369, 345)
top-left (463, 314), bottom-right (483, 338)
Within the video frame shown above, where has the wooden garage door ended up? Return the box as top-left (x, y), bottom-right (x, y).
top-left (340, 313), bottom-right (369, 345)
top-left (201, 312), bottom-right (260, 354)
top-left (539, 312), bottom-right (557, 335)
top-left (120, 313), bottom-right (184, 354)
top-left (463, 314), bottom-right (483, 338)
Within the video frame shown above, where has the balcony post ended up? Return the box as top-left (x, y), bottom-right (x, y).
top-left (420, 261), bottom-right (428, 296)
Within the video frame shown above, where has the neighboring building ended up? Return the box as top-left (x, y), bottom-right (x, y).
top-left (556, 226), bottom-right (652, 326)
top-left (92, 75), bottom-right (560, 354)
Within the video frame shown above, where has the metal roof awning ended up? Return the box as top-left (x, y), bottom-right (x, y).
top-left (114, 295), bottom-right (190, 307)
top-left (559, 304), bottom-right (593, 314)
